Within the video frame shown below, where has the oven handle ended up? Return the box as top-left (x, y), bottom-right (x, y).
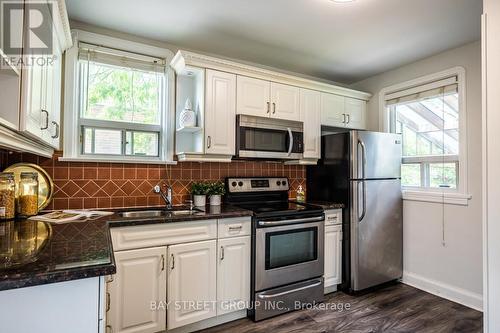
top-left (287, 127), bottom-right (293, 156)
top-left (257, 279), bottom-right (323, 299)
top-left (258, 216), bottom-right (324, 227)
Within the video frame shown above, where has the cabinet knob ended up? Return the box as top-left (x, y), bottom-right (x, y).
top-left (41, 110), bottom-right (49, 130)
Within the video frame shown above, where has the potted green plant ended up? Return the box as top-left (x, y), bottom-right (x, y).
top-left (207, 181), bottom-right (225, 206)
top-left (191, 182), bottom-right (208, 207)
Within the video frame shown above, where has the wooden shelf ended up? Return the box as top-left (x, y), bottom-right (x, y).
top-left (176, 126), bottom-right (203, 133)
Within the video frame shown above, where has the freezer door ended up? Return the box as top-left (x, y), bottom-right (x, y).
top-left (350, 131), bottom-right (402, 180)
top-left (350, 179), bottom-right (403, 291)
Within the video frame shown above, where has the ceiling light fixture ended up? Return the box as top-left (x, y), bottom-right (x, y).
top-left (331, 0), bottom-right (355, 3)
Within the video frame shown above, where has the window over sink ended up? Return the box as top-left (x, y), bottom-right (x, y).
top-left (61, 31), bottom-right (175, 164)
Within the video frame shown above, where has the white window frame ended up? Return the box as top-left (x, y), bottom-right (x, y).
top-left (60, 30), bottom-right (176, 164)
top-left (379, 67), bottom-right (471, 205)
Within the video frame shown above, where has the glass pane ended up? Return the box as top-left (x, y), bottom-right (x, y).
top-left (94, 128), bottom-right (122, 155)
top-left (125, 131), bottom-right (159, 157)
top-left (394, 92), bottom-right (459, 158)
top-left (401, 164), bottom-right (421, 187)
top-left (429, 163), bottom-right (457, 189)
top-left (83, 127), bottom-right (93, 154)
top-left (82, 61), bottom-right (160, 125)
top-left (243, 128), bottom-right (287, 152)
top-left (266, 227), bottom-right (317, 269)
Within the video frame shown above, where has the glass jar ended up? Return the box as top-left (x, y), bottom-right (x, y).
top-left (17, 172), bottom-right (39, 217)
top-left (0, 173), bottom-right (16, 220)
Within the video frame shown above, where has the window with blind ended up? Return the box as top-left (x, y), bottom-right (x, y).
top-left (78, 42), bottom-right (167, 158)
top-left (385, 74), bottom-right (461, 190)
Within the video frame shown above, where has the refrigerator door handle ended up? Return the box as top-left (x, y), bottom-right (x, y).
top-left (359, 181), bottom-right (367, 222)
top-left (357, 139), bottom-right (367, 179)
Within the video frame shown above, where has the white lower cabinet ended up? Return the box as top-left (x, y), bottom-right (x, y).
top-left (107, 247), bottom-right (167, 333)
top-left (167, 240), bottom-right (217, 330)
top-left (324, 224), bottom-right (343, 290)
top-left (217, 236), bottom-right (251, 316)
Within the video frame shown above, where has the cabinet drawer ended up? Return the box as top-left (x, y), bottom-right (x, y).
top-left (218, 217), bottom-right (252, 238)
top-left (325, 209), bottom-right (342, 226)
top-left (111, 219), bottom-right (217, 251)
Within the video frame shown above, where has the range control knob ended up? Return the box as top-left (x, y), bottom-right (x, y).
top-left (238, 181), bottom-right (243, 187)
top-left (282, 180), bottom-right (287, 186)
top-left (276, 181), bottom-right (281, 186)
top-left (231, 181), bottom-right (237, 187)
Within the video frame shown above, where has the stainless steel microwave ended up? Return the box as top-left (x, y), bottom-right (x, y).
top-left (236, 115), bottom-right (304, 160)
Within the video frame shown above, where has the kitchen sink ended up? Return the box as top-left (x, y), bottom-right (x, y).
top-left (118, 207), bottom-right (202, 218)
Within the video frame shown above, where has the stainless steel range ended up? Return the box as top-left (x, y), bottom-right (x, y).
top-left (225, 177), bottom-right (325, 321)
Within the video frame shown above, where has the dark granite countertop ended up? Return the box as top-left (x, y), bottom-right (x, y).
top-left (0, 204), bottom-right (252, 291)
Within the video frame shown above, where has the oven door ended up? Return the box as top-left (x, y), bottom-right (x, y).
top-left (255, 216), bottom-right (324, 291)
top-left (237, 116), bottom-right (303, 159)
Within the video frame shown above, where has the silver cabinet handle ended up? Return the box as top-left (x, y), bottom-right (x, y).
top-left (207, 136), bottom-right (211, 149)
top-left (342, 113), bottom-right (346, 124)
top-left (266, 101), bottom-right (270, 114)
top-left (106, 291), bottom-right (111, 312)
top-left (170, 254), bottom-right (175, 270)
top-left (41, 110), bottom-right (49, 130)
top-left (220, 246), bottom-right (224, 260)
top-left (161, 254), bottom-right (165, 271)
top-left (51, 121), bottom-right (59, 139)
top-left (228, 225), bottom-right (242, 231)
top-left (346, 114), bottom-right (351, 124)
top-left (287, 127), bottom-right (293, 157)
top-left (272, 102), bottom-right (276, 114)
top-left (258, 216), bottom-right (324, 226)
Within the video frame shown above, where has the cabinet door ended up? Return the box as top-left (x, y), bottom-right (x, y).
top-left (217, 236), bottom-right (250, 316)
top-left (300, 88), bottom-right (321, 159)
top-left (20, 59), bottom-right (45, 140)
top-left (107, 247), bottom-right (167, 333)
top-left (320, 93), bottom-right (345, 127)
top-left (270, 82), bottom-right (300, 121)
top-left (324, 225), bottom-right (342, 289)
top-left (236, 76), bottom-right (270, 117)
top-left (168, 240), bottom-right (217, 329)
top-left (47, 43), bottom-right (63, 149)
top-left (345, 98), bottom-right (366, 129)
top-left (205, 69), bottom-right (236, 156)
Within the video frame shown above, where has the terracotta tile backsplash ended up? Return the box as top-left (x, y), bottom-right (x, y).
top-left (0, 150), bottom-right (306, 211)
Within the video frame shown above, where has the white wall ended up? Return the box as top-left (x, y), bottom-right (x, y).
top-left (482, 0), bottom-right (500, 331)
top-left (350, 41), bottom-right (483, 310)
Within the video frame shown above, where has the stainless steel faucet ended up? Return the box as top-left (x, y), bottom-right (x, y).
top-left (153, 183), bottom-right (173, 209)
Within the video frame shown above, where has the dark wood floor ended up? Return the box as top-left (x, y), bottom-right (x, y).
top-left (198, 283), bottom-right (482, 333)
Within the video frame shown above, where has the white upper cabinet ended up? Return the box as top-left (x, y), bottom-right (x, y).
top-left (270, 82), bottom-right (300, 121)
top-left (321, 93), bottom-right (367, 129)
top-left (321, 93), bottom-right (346, 127)
top-left (236, 76), bottom-right (300, 122)
top-left (344, 97), bottom-right (366, 129)
top-left (107, 246), bottom-right (167, 333)
top-left (217, 236), bottom-right (251, 316)
top-left (205, 69), bottom-right (237, 156)
top-left (236, 76), bottom-right (271, 117)
top-left (167, 240), bottom-right (217, 330)
top-left (300, 88), bottom-right (321, 159)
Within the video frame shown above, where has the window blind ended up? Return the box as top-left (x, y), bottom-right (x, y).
top-left (78, 42), bottom-right (166, 73)
top-left (385, 76), bottom-right (458, 107)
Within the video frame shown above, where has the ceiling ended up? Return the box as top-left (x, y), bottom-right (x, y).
top-left (66, 0), bottom-right (482, 84)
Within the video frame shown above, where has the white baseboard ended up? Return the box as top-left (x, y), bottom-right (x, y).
top-left (167, 310), bottom-right (247, 333)
top-left (402, 271), bottom-right (483, 311)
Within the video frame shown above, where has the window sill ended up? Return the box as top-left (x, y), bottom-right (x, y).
top-left (402, 190), bottom-right (471, 206)
top-left (58, 156), bottom-right (178, 165)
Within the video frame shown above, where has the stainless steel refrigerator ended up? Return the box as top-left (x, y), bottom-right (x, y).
top-left (307, 130), bottom-right (403, 293)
